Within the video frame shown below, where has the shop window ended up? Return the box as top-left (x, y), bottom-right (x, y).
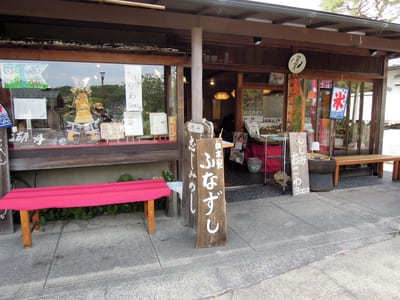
top-left (0, 60), bottom-right (177, 149)
top-left (361, 82), bottom-right (373, 151)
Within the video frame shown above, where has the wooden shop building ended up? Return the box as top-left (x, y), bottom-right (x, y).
top-left (1, 0), bottom-right (400, 196)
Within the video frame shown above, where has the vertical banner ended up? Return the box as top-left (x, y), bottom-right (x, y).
top-left (330, 86), bottom-right (349, 120)
top-left (124, 65), bottom-right (142, 112)
top-left (196, 138), bottom-right (227, 248)
top-left (289, 132), bottom-right (310, 196)
top-left (287, 77), bottom-right (305, 131)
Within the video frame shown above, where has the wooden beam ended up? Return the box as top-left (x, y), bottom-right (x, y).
top-left (177, 64), bottom-right (185, 181)
top-left (307, 21), bottom-right (337, 29)
top-left (2, 0), bottom-right (400, 52)
top-left (0, 47), bottom-right (184, 65)
top-left (272, 16), bottom-right (299, 24)
top-left (339, 26), bottom-right (369, 33)
top-left (234, 11), bottom-right (257, 20)
top-left (196, 6), bottom-right (211, 15)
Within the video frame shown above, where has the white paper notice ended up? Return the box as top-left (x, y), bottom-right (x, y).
top-left (13, 98), bottom-right (47, 120)
top-left (124, 65), bottom-right (142, 112)
top-left (124, 111), bottom-right (143, 136)
top-left (149, 112), bottom-right (168, 136)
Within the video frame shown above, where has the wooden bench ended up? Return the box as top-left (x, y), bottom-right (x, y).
top-left (333, 154), bottom-right (400, 186)
top-left (0, 179), bottom-right (170, 248)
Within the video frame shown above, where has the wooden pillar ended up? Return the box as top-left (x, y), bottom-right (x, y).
top-left (0, 128), bottom-right (13, 234)
top-left (373, 57), bottom-right (388, 154)
top-left (235, 73), bottom-right (244, 131)
top-left (191, 27), bottom-right (203, 122)
top-left (282, 74), bottom-right (288, 132)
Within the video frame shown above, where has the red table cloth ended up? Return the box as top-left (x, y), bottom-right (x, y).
top-left (0, 179), bottom-right (171, 211)
top-left (245, 143), bottom-right (282, 173)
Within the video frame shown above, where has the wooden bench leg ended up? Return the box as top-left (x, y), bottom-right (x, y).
top-left (377, 162), bottom-right (384, 178)
top-left (20, 211), bottom-right (32, 248)
top-left (393, 161), bottom-right (400, 181)
top-left (334, 165), bottom-right (340, 186)
top-left (144, 201), bottom-right (148, 220)
top-left (147, 200), bottom-right (155, 234)
top-left (32, 210), bottom-right (40, 231)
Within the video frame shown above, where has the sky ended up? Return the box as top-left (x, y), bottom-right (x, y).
top-left (252, 0), bottom-right (322, 11)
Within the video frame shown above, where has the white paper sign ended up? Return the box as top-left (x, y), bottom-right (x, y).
top-left (124, 111), bottom-right (143, 136)
top-left (187, 122), bottom-right (204, 134)
top-left (100, 122), bottom-right (125, 140)
top-left (150, 112), bottom-right (168, 135)
top-left (13, 98), bottom-right (47, 120)
top-left (124, 65), bottom-right (142, 111)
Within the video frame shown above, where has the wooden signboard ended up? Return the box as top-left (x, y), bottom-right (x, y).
top-left (0, 129), bottom-right (13, 233)
top-left (196, 138), bottom-right (227, 248)
top-left (182, 120), bottom-right (213, 228)
top-left (289, 132), bottom-right (310, 196)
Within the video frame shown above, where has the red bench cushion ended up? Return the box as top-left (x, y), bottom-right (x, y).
top-left (0, 179), bottom-right (170, 211)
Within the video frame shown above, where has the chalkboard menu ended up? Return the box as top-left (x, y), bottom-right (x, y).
top-left (289, 132), bottom-right (310, 196)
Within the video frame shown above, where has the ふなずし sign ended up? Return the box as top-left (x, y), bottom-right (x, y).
top-left (289, 132), bottom-right (310, 196)
top-left (196, 138), bottom-right (227, 248)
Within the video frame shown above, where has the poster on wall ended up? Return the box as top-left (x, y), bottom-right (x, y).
top-left (123, 111), bottom-right (143, 136)
top-left (329, 86), bottom-right (349, 120)
top-left (149, 112), bottom-right (168, 136)
top-left (1, 63), bottom-right (48, 89)
top-left (13, 98), bottom-right (47, 120)
top-left (124, 65), bottom-right (142, 112)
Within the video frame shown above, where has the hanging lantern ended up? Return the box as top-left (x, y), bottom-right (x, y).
top-left (263, 89), bottom-right (271, 95)
top-left (214, 91), bottom-right (230, 101)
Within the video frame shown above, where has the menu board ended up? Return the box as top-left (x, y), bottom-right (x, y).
top-left (123, 111), bottom-right (143, 136)
top-left (289, 132), bottom-right (310, 196)
top-left (149, 112), bottom-right (168, 136)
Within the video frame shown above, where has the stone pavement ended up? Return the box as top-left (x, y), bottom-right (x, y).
top-left (218, 238), bottom-right (400, 299)
top-left (1, 174), bottom-right (400, 299)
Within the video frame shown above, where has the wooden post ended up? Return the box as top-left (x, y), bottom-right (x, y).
top-left (282, 73), bottom-right (288, 132)
top-left (20, 210), bottom-right (31, 248)
top-left (357, 82), bottom-right (364, 154)
top-left (32, 211), bottom-right (40, 231)
top-left (0, 128), bottom-right (13, 234)
top-left (393, 161), bottom-right (399, 181)
top-left (147, 200), bottom-right (155, 234)
top-left (191, 27), bottom-right (203, 122)
top-left (235, 73), bottom-right (244, 131)
top-left (373, 57), bottom-right (388, 154)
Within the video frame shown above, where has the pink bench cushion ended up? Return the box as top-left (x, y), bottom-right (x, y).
top-left (0, 179), bottom-right (171, 211)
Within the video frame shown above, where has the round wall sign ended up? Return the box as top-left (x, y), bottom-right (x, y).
top-left (288, 53), bottom-right (307, 74)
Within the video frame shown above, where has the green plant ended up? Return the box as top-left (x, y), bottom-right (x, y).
top-left (38, 171), bottom-right (171, 224)
top-left (161, 169), bottom-right (175, 182)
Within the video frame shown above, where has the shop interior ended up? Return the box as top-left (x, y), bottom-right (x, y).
top-left (184, 68), bottom-right (375, 190)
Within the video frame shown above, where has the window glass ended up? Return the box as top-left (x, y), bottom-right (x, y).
top-left (348, 82), bottom-right (361, 152)
top-left (0, 60), bottom-right (176, 149)
top-left (361, 82), bottom-right (373, 151)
